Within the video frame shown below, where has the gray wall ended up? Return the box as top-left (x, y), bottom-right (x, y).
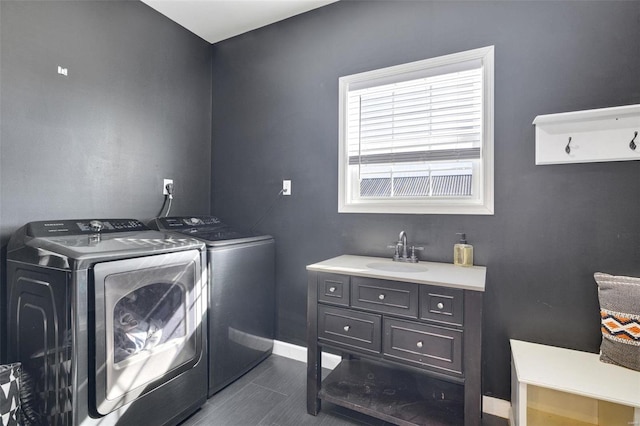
top-left (0, 1), bottom-right (211, 355)
top-left (211, 1), bottom-right (640, 400)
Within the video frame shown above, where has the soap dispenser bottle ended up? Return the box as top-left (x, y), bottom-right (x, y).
top-left (454, 233), bottom-right (473, 267)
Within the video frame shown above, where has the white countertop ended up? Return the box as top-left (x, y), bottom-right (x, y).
top-left (307, 255), bottom-right (486, 292)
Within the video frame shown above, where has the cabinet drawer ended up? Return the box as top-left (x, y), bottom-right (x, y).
top-left (419, 285), bottom-right (464, 326)
top-left (383, 318), bottom-right (462, 375)
top-left (351, 277), bottom-right (418, 318)
top-left (317, 273), bottom-right (350, 306)
top-left (318, 305), bottom-right (381, 354)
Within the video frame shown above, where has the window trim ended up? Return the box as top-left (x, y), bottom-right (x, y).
top-left (338, 46), bottom-right (494, 215)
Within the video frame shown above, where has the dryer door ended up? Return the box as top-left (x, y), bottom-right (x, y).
top-left (93, 250), bottom-right (203, 415)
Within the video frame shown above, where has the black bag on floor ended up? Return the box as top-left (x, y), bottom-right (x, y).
top-left (0, 363), bottom-right (21, 426)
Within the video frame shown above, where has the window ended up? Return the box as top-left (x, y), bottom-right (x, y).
top-left (338, 46), bottom-right (494, 215)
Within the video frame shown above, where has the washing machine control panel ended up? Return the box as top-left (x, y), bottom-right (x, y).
top-left (152, 216), bottom-right (260, 241)
top-left (27, 219), bottom-right (149, 237)
top-left (157, 216), bottom-right (222, 230)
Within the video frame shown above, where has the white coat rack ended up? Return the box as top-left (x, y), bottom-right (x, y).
top-left (533, 104), bottom-right (640, 165)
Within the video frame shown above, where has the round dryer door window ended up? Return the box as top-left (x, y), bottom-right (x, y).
top-left (92, 250), bottom-right (203, 415)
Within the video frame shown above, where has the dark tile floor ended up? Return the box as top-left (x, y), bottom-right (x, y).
top-left (179, 355), bottom-right (508, 426)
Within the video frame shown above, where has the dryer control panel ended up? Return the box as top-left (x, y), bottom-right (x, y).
top-left (27, 219), bottom-right (149, 237)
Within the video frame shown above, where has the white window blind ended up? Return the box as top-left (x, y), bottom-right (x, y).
top-left (338, 46), bottom-right (494, 215)
top-left (347, 66), bottom-right (482, 197)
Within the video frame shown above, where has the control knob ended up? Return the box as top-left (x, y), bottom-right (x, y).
top-left (89, 220), bottom-right (104, 232)
top-left (185, 217), bottom-right (203, 226)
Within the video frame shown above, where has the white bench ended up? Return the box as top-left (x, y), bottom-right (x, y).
top-left (510, 339), bottom-right (640, 426)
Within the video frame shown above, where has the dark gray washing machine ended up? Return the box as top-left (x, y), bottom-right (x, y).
top-left (149, 216), bottom-right (275, 396)
top-left (6, 219), bottom-right (207, 426)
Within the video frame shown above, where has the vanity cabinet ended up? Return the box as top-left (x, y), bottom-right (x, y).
top-left (307, 256), bottom-right (486, 426)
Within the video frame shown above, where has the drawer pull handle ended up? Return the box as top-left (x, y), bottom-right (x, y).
top-left (437, 302), bottom-right (444, 309)
top-left (329, 286), bottom-right (336, 293)
top-left (378, 294), bottom-right (386, 300)
top-left (417, 341), bottom-right (424, 349)
top-left (343, 325), bottom-right (350, 332)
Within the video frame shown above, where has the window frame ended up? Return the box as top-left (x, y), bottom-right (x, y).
top-left (338, 46), bottom-right (494, 215)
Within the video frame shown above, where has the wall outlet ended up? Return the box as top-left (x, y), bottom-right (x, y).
top-left (163, 179), bottom-right (174, 195)
top-left (282, 180), bottom-right (291, 196)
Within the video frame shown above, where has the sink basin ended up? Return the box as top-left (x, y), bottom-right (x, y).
top-left (366, 262), bottom-right (428, 273)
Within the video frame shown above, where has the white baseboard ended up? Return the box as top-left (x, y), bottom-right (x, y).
top-left (272, 340), bottom-right (510, 420)
top-left (483, 395), bottom-right (511, 420)
top-left (272, 339), bottom-right (341, 369)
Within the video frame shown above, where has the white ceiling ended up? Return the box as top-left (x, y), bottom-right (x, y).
top-left (141, 0), bottom-right (339, 44)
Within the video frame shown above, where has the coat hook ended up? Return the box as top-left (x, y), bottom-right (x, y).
top-left (565, 137), bottom-right (572, 154)
top-left (630, 131), bottom-right (638, 151)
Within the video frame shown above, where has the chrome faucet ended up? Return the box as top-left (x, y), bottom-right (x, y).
top-left (398, 231), bottom-right (408, 259)
top-left (389, 231), bottom-right (423, 263)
